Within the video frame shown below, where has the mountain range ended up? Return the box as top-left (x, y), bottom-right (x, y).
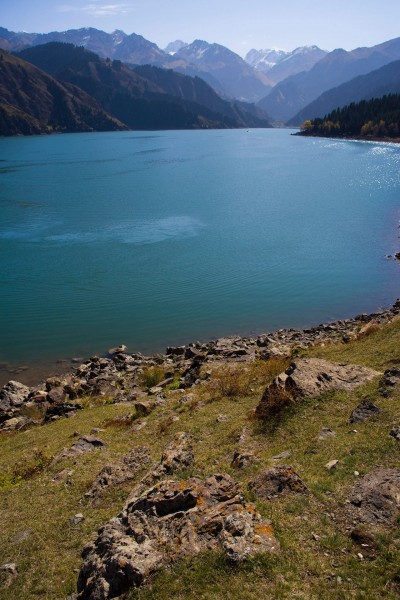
top-left (257, 37), bottom-right (400, 123)
top-left (1, 25), bottom-right (400, 134)
top-left (0, 42), bottom-right (272, 136)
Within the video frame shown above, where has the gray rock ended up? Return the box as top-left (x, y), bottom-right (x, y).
top-left (390, 426), bottom-right (400, 440)
top-left (271, 450), bottom-right (291, 460)
top-left (0, 380), bottom-right (31, 422)
top-left (350, 400), bottom-right (380, 423)
top-left (71, 513), bottom-right (85, 526)
top-left (379, 366), bottom-right (400, 397)
top-left (249, 465), bottom-right (307, 499)
top-left (0, 415), bottom-right (32, 431)
top-left (77, 473), bottom-right (278, 598)
top-left (256, 358), bottom-right (380, 418)
top-left (316, 428), bottom-right (336, 441)
top-left (348, 468), bottom-right (400, 524)
top-left (54, 436), bottom-right (106, 462)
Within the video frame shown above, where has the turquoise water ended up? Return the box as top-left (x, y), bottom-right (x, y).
top-left (1, 129), bottom-right (400, 378)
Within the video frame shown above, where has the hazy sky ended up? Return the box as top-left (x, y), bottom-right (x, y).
top-left (1, 0), bottom-right (400, 56)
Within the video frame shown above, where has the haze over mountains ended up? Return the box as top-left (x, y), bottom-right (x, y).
top-left (1, 25), bottom-right (400, 135)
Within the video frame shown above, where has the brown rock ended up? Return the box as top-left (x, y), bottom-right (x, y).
top-left (256, 358), bottom-right (380, 418)
top-left (248, 465), bottom-right (307, 499)
top-left (231, 450), bottom-right (255, 469)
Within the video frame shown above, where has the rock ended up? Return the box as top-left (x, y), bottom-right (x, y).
top-left (216, 414), bottom-right (229, 423)
top-left (47, 386), bottom-right (67, 404)
top-left (54, 436), bottom-right (106, 462)
top-left (316, 428), bottom-right (336, 441)
top-left (108, 345), bottom-right (127, 355)
top-left (256, 358), bottom-right (380, 418)
top-left (325, 460), bottom-right (339, 470)
top-left (271, 450), bottom-right (291, 460)
top-left (12, 530), bottom-right (32, 542)
top-left (45, 402), bottom-right (82, 421)
top-left (248, 466), bottom-right (307, 499)
top-left (231, 450), bottom-right (255, 469)
top-left (77, 473), bottom-right (278, 598)
top-left (350, 400), bottom-right (380, 423)
top-left (130, 421), bottom-right (147, 432)
top-left (134, 401), bottom-right (155, 417)
top-left (0, 380), bottom-right (31, 422)
top-left (71, 513), bottom-right (85, 526)
top-left (0, 563), bottom-right (18, 587)
top-left (350, 525), bottom-right (377, 555)
top-left (86, 446), bottom-right (151, 501)
top-left (0, 415), bottom-right (32, 431)
top-left (142, 432), bottom-right (194, 485)
top-left (52, 469), bottom-right (74, 483)
top-left (347, 468), bottom-right (400, 524)
top-left (390, 426), bottom-right (400, 440)
top-left (379, 366), bottom-right (400, 397)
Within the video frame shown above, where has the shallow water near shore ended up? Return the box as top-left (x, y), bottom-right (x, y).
top-left (1, 129), bottom-right (400, 385)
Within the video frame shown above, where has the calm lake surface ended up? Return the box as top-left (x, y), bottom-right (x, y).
top-left (1, 129), bottom-right (399, 382)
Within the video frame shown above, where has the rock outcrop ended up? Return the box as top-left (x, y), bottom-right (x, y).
top-left (77, 473), bottom-right (278, 599)
top-left (256, 358), bottom-right (380, 418)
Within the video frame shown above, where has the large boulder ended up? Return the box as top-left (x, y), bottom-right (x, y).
top-left (77, 473), bottom-right (278, 599)
top-left (256, 358), bottom-right (380, 418)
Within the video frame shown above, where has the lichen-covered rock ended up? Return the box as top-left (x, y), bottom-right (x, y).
top-left (256, 358), bottom-right (380, 418)
top-left (348, 468), bottom-right (400, 524)
top-left (77, 473), bottom-right (278, 599)
top-left (248, 466), bottom-right (307, 499)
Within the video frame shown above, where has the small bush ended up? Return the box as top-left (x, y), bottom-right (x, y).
top-left (139, 366), bottom-right (166, 389)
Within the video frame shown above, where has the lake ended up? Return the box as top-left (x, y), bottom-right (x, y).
top-left (1, 128), bottom-right (399, 384)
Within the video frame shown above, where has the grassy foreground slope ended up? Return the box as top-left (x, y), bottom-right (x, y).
top-left (1, 319), bottom-right (400, 599)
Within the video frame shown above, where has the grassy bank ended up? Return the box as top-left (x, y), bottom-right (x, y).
top-left (1, 319), bottom-right (400, 599)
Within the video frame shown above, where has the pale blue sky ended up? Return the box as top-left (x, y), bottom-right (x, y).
top-left (1, 0), bottom-right (399, 56)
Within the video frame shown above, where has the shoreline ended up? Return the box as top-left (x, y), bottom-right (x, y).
top-left (293, 131), bottom-right (400, 144)
top-left (1, 298), bottom-right (399, 390)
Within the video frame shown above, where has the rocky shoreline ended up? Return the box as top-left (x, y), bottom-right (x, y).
top-left (1, 299), bottom-right (400, 433)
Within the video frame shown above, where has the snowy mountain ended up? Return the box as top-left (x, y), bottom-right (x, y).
top-left (164, 40), bottom-right (188, 55)
top-left (245, 45), bottom-right (327, 83)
